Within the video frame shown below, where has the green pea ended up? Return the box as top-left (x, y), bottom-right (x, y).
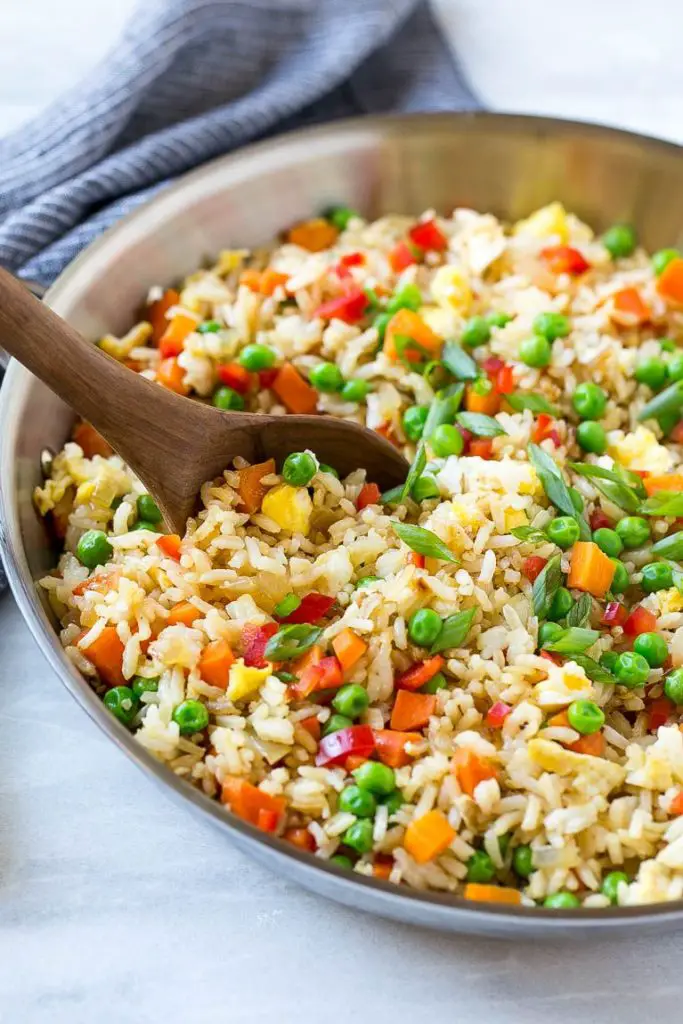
top-left (213, 386), bottom-right (245, 411)
top-left (633, 631), bottom-right (668, 668)
top-left (652, 248), bottom-right (680, 276)
top-left (325, 205), bottom-right (359, 230)
top-left (641, 561), bottom-right (673, 593)
top-left (615, 516), bottom-right (650, 549)
top-left (601, 870), bottom-right (629, 904)
top-left (635, 356), bottom-right (668, 391)
top-left (330, 854), bottom-right (354, 870)
top-left (197, 320), bottom-right (221, 334)
top-left (353, 760), bottom-right (395, 796)
top-left (239, 343), bottom-right (277, 371)
top-left (338, 785), bottom-right (376, 818)
top-left (546, 516), bottom-right (580, 550)
top-left (322, 714), bottom-right (353, 737)
top-left (533, 312), bottom-right (570, 341)
top-left (421, 672), bottom-right (448, 694)
top-left (76, 530), bottom-right (113, 569)
top-left (599, 651), bottom-right (619, 673)
top-left (172, 699), bottom-right (209, 734)
top-left (539, 621), bottom-right (564, 646)
top-left (411, 475), bottom-right (440, 502)
top-left (519, 335), bottom-right (552, 368)
top-left (664, 667), bottom-right (683, 705)
top-left (610, 559), bottom-right (630, 594)
top-left (132, 520), bottom-right (158, 532)
top-left (275, 594), bottom-right (301, 618)
top-left (309, 362), bottom-right (344, 393)
top-left (386, 283), bottom-right (422, 314)
top-left (511, 845), bottom-right (533, 878)
top-left (486, 311), bottom-right (512, 328)
top-left (569, 487), bottom-right (584, 514)
top-left (668, 352), bottom-right (683, 383)
top-left (355, 576), bottom-right (380, 589)
top-left (461, 316), bottom-right (491, 349)
top-left (402, 405), bottom-right (429, 442)
top-left (104, 686), bottom-right (139, 726)
top-left (592, 528), bottom-right (623, 557)
top-left (431, 423), bottom-right (464, 458)
top-left (408, 608), bottom-right (443, 647)
top-left (543, 892), bottom-right (580, 909)
top-left (342, 819), bottom-right (374, 854)
top-left (548, 587), bottom-right (573, 622)
top-left (660, 338), bottom-right (676, 354)
top-left (466, 850), bottom-right (496, 884)
top-left (381, 790), bottom-right (404, 816)
top-left (341, 379), bottom-right (371, 403)
top-left (567, 699), bottom-right (605, 735)
top-left (614, 651), bottom-right (650, 689)
top-left (318, 463), bottom-right (339, 478)
top-left (576, 420), bottom-right (607, 455)
top-left (332, 684), bottom-right (370, 720)
top-left (572, 382), bottom-right (607, 420)
top-left (374, 311), bottom-right (393, 342)
top-left (602, 224), bottom-right (637, 259)
top-left (136, 494), bottom-right (162, 524)
top-left (282, 451), bottom-right (317, 487)
top-left (131, 675), bottom-right (160, 698)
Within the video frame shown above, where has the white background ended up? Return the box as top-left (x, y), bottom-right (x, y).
top-left (1, 2), bottom-right (682, 1022)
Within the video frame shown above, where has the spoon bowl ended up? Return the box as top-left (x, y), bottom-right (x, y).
top-left (0, 267), bottom-right (408, 532)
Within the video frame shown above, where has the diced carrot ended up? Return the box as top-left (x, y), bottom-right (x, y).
top-left (643, 474), bottom-right (683, 496)
top-left (156, 534), bottom-right (182, 561)
top-left (647, 696), bottom-right (674, 732)
top-left (146, 288), bottom-right (180, 343)
top-left (610, 287), bottom-right (650, 326)
top-left (292, 656), bottom-right (344, 700)
top-left (81, 626), bottom-right (126, 688)
top-left (72, 421), bottom-right (113, 459)
top-left (167, 601), bottom-right (201, 627)
top-left (388, 240), bottom-right (417, 272)
top-left (469, 439), bottom-right (493, 459)
top-left (236, 458), bottom-right (276, 514)
top-left (383, 308), bottom-right (442, 363)
top-left (356, 483), bottom-right (381, 511)
top-left (293, 644), bottom-right (324, 678)
top-left (450, 748), bottom-right (497, 797)
top-left (376, 422), bottom-right (400, 447)
top-left (283, 827), bottom-right (316, 852)
top-left (220, 776), bottom-right (286, 832)
top-left (465, 384), bottom-right (501, 416)
top-left (372, 856), bottom-right (393, 881)
top-left (199, 639), bottom-right (235, 689)
top-left (463, 883), bottom-right (522, 906)
top-left (240, 268), bottom-right (290, 295)
top-left (539, 245), bottom-right (590, 275)
top-left (332, 628), bottom-right (368, 672)
top-left (158, 313), bottom-right (198, 358)
top-left (532, 413), bottom-right (555, 445)
top-left (72, 569), bottom-right (121, 597)
top-left (157, 357), bottom-right (190, 395)
top-left (300, 715), bottom-right (321, 743)
top-left (657, 257), bottom-right (683, 305)
top-left (271, 362), bottom-right (318, 414)
top-left (390, 690), bottom-right (436, 731)
top-left (404, 809), bottom-right (456, 864)
top-left (670, 791), bottom-right (683, 815)
top-left (569, 731), bottom-right (605, 757)
top-left (287, 218), bottom-right (338, 252)
top-left (540, 650), bottom-right (562, 666)
top-left (396, 655), bottom-right (445, 691)
top-left (567, 541), bottom-right (616, 599)
top-left (344, 754), bottom-right (368, 772)
top-left (547, 710), bottom-right (571, 728)
top-left (373, 729), bottom-right (422, 768)
top-left (408, 552), bottom-right (426, 569)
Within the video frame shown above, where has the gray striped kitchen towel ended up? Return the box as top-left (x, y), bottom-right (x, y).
top-left (0, 0), bottom-right (477, 592)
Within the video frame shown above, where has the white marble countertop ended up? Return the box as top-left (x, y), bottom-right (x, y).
top-left (2, 2), bottom-right (683, 1021)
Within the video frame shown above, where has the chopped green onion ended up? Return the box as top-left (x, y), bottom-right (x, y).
top-left (391, 522), bottom-right (457, 563)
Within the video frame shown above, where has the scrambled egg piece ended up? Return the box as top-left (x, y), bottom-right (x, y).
top-left (438, 456), bottom-right (540, 498)
top-left (420, 303), bottom-right (459, 338)
top-left (625, 726), bottom-right (683, 791)
top-left (451, 500), bottom-right (484, 529)
top-left (226, 659), bottom-right (271, 702)
top-left (608, 426), bottom-right (673, 476)
top-left (504, 508), bottom-right (527, 531)
top-left (657, 588), bottom-right (683, 615)
top-left (261, 484), bottom-right (313, 536)
top-left (213, 249), bottom-right (250, 275)
top-left (534, 661), bottom-right (595, 709)
top-left (513, 202), bottom-right (569, 242)
top-left (98, 321), bottom-right (153, 360)
top-left (528, 737), bottom-right (626, 797)
top-left (429, 265), bottom-right (472, 313)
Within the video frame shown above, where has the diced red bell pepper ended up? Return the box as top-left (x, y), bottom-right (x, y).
top-left (257, 808), bottom-right (280, 833)
top-left (456, 426), bottom-right (472, 453)
top-left (483, 356), bottom-right (504, 377)
top-left (469, 439), bottom-right (493, 459)
top-left (217, 362), bottom-right (254, 394)
top-left (601, 601), bottom-right (628, 627)
top-left (258, 368), bottom-right (279, 389)
top-left (494, 365), bottom-right (515, 395)
top-left (647, 696), bottom-right (674, 732)
top-left (589, 509), bottom-right (613, 532)
top-left (396, 655), bottom-right (445, 691)
top-left (357, 482), bottom-right (381, 510)
top-left (313, 287), bottom-right (368, 324)
top-left (623, 606), bottom-right (658, 638)
top-left (486, 701), bottom-right (512, 728)
top-left (540, 650), bottom-right (562, 666)
top-left (159, 335), bottom-right (185, 359)
top-left (242, 622), bottom-right (278, 667)
top-left (408, 552), bottom-right (426, 569)
top-left (670, 790), bottom-right (683, 815)
top-left (532, 413), bottom-right (554, 444)
top-left (671, 421), bottom-right (683, 445)
top-left (389, 240), bottom-right (417, 272)
top-left (522, 556), bottom-right (547, 582)
top-left (315, 724), bottom-right (375, 767)
top-left (408, 219), bottom-right (448, 252)
top-left (281, 592), bottom-right (335, 625)
top-left (539, 245), bottom-right (590, 275)
top-left (291, 655), bottom-right (344, 700)
top-left (338, 251), bottom-right (364, 269)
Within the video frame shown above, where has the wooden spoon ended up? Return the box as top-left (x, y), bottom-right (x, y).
top-left (0, 267), bottom-right (408, 533)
